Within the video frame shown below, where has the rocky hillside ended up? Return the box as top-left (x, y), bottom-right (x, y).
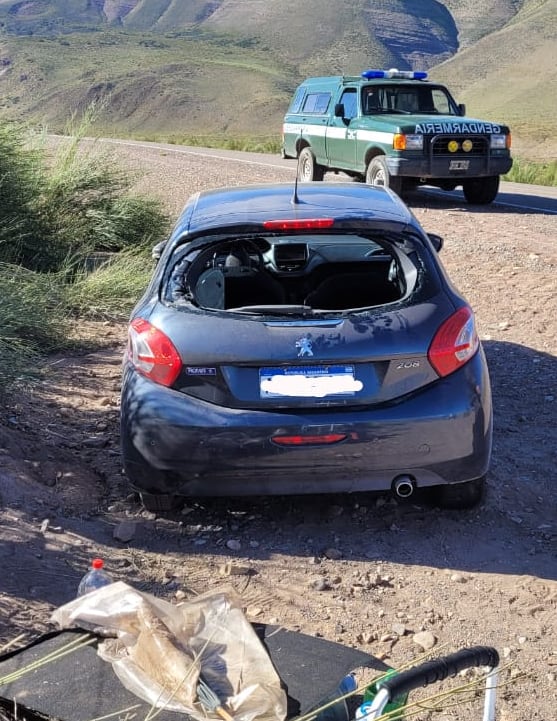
top-left (0, 0), bottom-right (552, 159)
top-left (431, 0), bottom-right (557, 160)
top-left (0, 0), bottom-right (528, 70)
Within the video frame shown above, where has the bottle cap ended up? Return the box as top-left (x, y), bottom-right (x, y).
top-left (92, 558), bottom-right (104, 569)
top-left (355, 702), bottom-right (374, 720)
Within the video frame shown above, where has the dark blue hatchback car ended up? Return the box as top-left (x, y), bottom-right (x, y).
top-left (120, 182), bottom-right (492, 511)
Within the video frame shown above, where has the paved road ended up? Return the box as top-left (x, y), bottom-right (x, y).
top-left (101, 137), bottom-right (557, 214)
top-left (421, 180), bottom-right (557, 214)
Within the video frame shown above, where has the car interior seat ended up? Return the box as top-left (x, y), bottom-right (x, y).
top-left (395, 93), bottom-right (418, 113)
top-left (365, 94), bottom-right (381, 113)
top-left (304, 272), bottom-right (400, 309)
top-left (225, 272), bottom-right (285, 309)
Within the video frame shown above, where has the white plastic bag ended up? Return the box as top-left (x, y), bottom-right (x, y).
top-left (51, 582), bottom-right (287, 721)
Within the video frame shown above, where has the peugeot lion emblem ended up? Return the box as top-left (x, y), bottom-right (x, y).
top-left (296, 336), bottom-right (313, 357)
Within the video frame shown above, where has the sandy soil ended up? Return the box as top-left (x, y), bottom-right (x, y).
top-left (1, 144), bottom-right (556, 721)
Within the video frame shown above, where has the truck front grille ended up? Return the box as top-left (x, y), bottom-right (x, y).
top-left (428, 136), bottom-right (489, 156)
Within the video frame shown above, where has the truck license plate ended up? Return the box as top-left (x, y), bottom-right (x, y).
top-left (449, 159), bottom-right (470, 171)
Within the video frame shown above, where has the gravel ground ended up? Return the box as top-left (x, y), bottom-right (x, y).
top-left (1, 141), bottom-right (556, 721)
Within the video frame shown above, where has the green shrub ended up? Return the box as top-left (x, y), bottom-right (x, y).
top-left (0, 263), bottom-right (69, 389)
top-left (160, 133), bottom-right (282, 155)
top-left (504, 158), bottom-right (557, 187)
top-left (64, 248), bottom-right (154, 321)
top-left (0, 112), bottom-right (170, 392)
top-left (0, 111), bottom-right (171, 272)
top-left (0, 263), bottom-right (68, 344)
top-left (36, 128), bottom-right (170, 267)
top-left (94, 195), bottom-right (170, 252)
top-left (0, 123), bottom-right (46, 268)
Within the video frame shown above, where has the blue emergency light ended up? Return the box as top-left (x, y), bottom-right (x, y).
top-left (361, 69), bottom-right (428, 80)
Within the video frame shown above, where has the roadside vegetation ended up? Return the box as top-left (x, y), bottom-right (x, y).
top-left (0, 116), bottom-right (170, 392)
top-left (503, 158), bottom-right (557, 187)
top-left (148, 134), bottom-right (282, 155)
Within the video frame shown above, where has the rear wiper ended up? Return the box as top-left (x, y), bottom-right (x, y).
top-left (229, 304), bottom-right (315, 316)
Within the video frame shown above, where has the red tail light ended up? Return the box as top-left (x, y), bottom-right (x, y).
top-left (428, 306), bottom-right (479, 377)
top-left (128, 318), bottom-right (182, 387)
top-left (263, 218), bottom-right (334, 230)
top-left (272, 433), bottom-right (347, 446)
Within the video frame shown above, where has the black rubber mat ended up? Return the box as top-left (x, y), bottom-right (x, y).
top-left (0, 626), bottom-right (388, 721)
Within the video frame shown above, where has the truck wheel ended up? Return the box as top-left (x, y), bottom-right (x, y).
top-left (297, 147), bottom-right (324, 182)
top-left (462, 176), bottom-right (499, 204)
top-left (366, 156), bottom-right (402, 195)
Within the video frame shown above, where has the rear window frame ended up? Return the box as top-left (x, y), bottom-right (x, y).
top-left (160, 230), bottom-right (443, 313)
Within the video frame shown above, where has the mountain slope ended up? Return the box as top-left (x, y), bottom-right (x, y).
top-left (441, 0), bottom-right (527, 46)
top-left (430, 0), bottom-right (556, 159)
top-left (0, 27), bottom-right (297, 140)
top-left (0, 0), bottom-right (461, 70)
top-left (0, 0), bottom-right (554, 159)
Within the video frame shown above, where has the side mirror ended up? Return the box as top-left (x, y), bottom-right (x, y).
top-left (428, 233), bottom-right (444, 252)
top-left (458, 103), bottom-right (466, 117)
top-left (151, 240), bottom-right (167, 261)
top-left (334, 103), bottom-right (345, 118)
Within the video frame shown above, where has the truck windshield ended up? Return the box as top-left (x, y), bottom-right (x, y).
top-left (362, 85), bottom-right (459, 116)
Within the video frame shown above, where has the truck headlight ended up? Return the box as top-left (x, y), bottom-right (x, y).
top-left (393, 133), bottom-right (423, 151)
top-left (490, 134), bottom-right (507, 149)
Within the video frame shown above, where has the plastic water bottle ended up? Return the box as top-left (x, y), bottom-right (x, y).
top-left (356, 670), bottom-right (407, 720)
top-left (77, 558), bottom-right (113, 596)
top-left (315, 674), bottom-right (357, 721)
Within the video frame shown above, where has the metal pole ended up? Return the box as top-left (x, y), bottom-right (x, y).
top-left (482, 667), bottom-right (499, 721)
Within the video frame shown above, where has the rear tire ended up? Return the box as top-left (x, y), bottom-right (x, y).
top-left (297, 147), bottom-right (325, 182)
top-left (462, 176), bottom-right (499, 204)
top-left (432, 476), bottom-right (486, 510)
top-left (140, 491), bottom-right (182, 512)
top-left (121, 424), bottom-right (182, 512)
top-left (366, 156), bottom-right (403, 195)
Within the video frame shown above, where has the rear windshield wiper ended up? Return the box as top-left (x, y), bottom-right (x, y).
top-left (228, 304), bottom-right (315, 316)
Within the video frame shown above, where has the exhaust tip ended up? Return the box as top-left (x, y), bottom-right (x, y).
top-left (392, 475), bottom-right (416, 499)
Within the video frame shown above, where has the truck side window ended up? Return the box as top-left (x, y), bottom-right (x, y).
top-left (302, 92), bottom-right (331, 114)
top-left (289, 87), bottom-right (306, 113)
top-left (339, 89), bottom-right (357, 120)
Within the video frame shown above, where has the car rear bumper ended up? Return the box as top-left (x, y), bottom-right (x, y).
top-left (121, 350), bottom-right (492, 497)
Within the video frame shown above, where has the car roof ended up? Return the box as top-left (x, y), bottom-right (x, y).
top-left (171, 182), bottom-right (416, 239)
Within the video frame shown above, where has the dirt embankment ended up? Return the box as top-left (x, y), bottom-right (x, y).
top-left (1, 145), bottom-right (556, 721)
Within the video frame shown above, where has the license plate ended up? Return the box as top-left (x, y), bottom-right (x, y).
top-left (449, 159), bottom-right (470, 171)
top-left (260, 365), bottom-right (363, 398)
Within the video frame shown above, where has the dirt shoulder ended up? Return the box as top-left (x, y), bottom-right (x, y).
top-left (1, 147), bottom-right (556, 721)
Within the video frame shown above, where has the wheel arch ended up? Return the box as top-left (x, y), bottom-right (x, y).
top-left (364, 146), bottom-right (386, 169)
top-left (295, 137), bottom-right (311, 157)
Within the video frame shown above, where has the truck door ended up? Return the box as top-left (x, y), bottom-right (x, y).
top-left (325, 87), bottom-right (358, 170)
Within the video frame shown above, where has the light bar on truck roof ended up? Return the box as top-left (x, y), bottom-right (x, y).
top-left (361, 69), bottom-right (428, 80)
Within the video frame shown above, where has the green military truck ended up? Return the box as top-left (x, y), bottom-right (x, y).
top-left (282, 69), bottom-right (512, 204)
